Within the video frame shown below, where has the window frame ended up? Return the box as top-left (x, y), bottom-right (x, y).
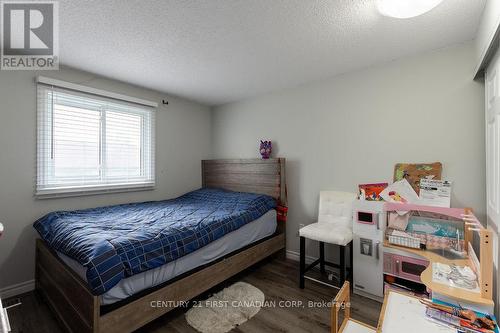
top-left (36, 77), bottom-right (157, 198)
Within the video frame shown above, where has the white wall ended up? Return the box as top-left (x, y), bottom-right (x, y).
top-left (212, 42), bottom-right (485, 257)
top-left (0, 67), bottom-right (212, 292)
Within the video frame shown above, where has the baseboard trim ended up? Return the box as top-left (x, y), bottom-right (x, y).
top-left (286, 250), bottom-right (318, 264)
top-left (0, 280), bottom-right (35, 299)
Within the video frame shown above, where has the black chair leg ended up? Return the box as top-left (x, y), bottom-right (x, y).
top-left (299, 236), bottom-right (305, 289)
top-left (339, 245), bottom-right (345, 286)
top-left (349, 241), bottom-right (353, 289)
top-left (319, 241), bottom-right (325, 273)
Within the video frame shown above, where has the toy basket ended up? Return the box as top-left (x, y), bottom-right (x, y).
top-left (387, 231), bottom-right (421, 249)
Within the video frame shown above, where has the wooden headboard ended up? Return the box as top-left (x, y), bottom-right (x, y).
top-left (202, 158), bottom-right (286, 205)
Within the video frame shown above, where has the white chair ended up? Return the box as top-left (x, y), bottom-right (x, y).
top-left (331, 281), bottom-right (376, 333)
top-left (299, 191), bottom-right (357, 289)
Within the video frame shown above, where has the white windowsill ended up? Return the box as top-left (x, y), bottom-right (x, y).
top-left (35, 183), bottom-right (156, 199)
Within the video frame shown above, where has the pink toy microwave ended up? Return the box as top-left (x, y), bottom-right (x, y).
top-left (356, 210), bottom-right (378, 226)
top-left (383, 252), bottom-right (429, 283)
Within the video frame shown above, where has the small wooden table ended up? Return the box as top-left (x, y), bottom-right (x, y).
top-left (377, 290), bottom-right (455, 333)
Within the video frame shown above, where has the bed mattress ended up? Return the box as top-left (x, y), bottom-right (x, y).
top-left (34, 188), bottom-right (277, 295)
top-left (58, 209), bottom-right (277, 305)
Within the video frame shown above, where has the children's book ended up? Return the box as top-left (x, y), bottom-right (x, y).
top-left (358, 183), bottom-right (388, 201)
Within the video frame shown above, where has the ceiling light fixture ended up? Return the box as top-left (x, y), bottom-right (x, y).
top-left (376, 0), bottom-right (444, 19)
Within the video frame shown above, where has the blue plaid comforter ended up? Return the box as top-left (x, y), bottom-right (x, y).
top-left (33, 188), bottom-right (276, 295)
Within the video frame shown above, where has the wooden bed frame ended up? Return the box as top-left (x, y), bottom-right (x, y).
top-left (35, 158), bottom-right (287, 333)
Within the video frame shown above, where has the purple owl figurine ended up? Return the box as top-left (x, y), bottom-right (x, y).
top-left (259, 140), bottom-right (272, 159)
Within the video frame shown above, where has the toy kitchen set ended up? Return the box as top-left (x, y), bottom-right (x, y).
top-left (352, 165), bottom-right (494, 315)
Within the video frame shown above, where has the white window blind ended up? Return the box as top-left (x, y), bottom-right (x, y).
top-left (37, 83), bottom-right (155, 197)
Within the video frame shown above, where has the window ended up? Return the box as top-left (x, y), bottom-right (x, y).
top-left (36, 80), bottom-right (155, 197)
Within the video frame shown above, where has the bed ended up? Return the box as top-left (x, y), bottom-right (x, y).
top-left (34, 158), bottom-right (286, 333)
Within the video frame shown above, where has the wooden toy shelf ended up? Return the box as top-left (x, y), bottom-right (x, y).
top-left (383, 241), bottom-right (493, 307)
top-left (383, 203), bottom-right (494, 308)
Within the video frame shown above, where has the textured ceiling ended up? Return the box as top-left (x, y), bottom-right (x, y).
top-left (59, 0), bottom-right (486, 106)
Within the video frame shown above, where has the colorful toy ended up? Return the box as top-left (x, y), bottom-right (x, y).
top-left (259, 140), bottom-right (272, 159)
top-left (388, 191), bottom-right (407, 203)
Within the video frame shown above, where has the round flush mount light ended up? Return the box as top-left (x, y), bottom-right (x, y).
top-left (376, 0), bottom-right (444, 19)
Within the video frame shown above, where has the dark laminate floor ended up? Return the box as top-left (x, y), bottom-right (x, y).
top-left (5, 258), bottom-right (381, 333)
